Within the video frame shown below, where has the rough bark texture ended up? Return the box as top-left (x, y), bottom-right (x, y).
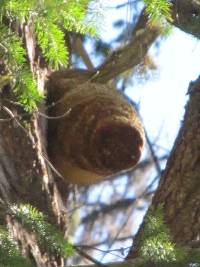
top-left (0, 89), bottom-right (70, 266)
top-left (0, 7), bottom-right (158, 265)
top-left (2, 1), bottom-right (200, 265)
top-left (7, 215), bottom-right (61, 267)
top-left (128, 77), bottom-right (200, 259)
top-left (153, 78), bottom-right (200, 244)
top-left (0, 21), bottom-right (69, 266)
top-left (125, 0), bottom-right (200, 261)
top-left (94, 22), bottom-right (160, 83)
top-left (172, 0), bottom-right (200, 38)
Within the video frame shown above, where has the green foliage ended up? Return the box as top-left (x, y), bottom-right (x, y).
top-left (4, 0), bottom-right (37, 21)
top-left (33, 0), bottom-right (97, 69)
top-left (144, 0), bottom-right (172, 23)
top-left (0, 26), bottom-right (43, 112)
top-left (2, 0), bottom-right (97, 70)
top-left (139, 206), bottom-right (200, 265)
top-left (143, 0), bottom-right (173, 35)
top-left (14, 69), bottom-right (43, 112)
top-left (138, 205), bottom-right (186, 263)
top-left (61, 0), bottom-right (97, 36)
top-left (0, 75), bottom-right (12, 89)
top-left (0, 0), bottom-right (98, 111)
top-left (11, 204), bottom-right (74, 257)
top-left (35, 20), bottom-right (69, 70)
top-left (0, 228), bottom-right (33, 267)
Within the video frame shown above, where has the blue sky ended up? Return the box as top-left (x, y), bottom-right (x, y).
top-left (126, 28), bottom-right (200, 151)
top-left (74, 2), bottom-right (200, 263)
top-left (98, 0), bottom-right (200, 151)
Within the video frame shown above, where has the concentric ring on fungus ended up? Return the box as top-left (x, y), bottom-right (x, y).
top-left (48, 82), bottom-right (145, 185)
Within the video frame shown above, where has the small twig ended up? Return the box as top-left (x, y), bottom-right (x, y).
top-left (124, 93), bottom-right (162, 176)
top-left (144, 127), bottom-right (162, 175)
top-left (37, 108), bottom-right (71, 120)
top-left (1, 99), bottom-right (71, 121)
top-left (75, 245), bottom-right (131, 260)
top-left (0, 117), bottom-right (13, 122)
top-left (76, 235), bottom-right (135, 248)
top-left (74, 246), bottom-right (108, 267)
top-left (1, 104), bottom-right (65, 179)
top-left (1, 105), bottom-right (23, 128)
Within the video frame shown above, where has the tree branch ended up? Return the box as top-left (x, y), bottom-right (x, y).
top-left (171, 0), bottom-right (200, 38)
top-left (94, 12), bottom-right (160, 83)
top-left (49, 10), bottom-right (161, 84)
top-left (128, 76), bottom-right (200, 259)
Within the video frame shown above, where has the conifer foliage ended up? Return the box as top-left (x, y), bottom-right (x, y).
top-left (144, 0), bottom-right (172, 24)
top-left (0, 228), bottom-right (33, 267)
top-left (0, 0), bottom-right (96, 112)
top-left (0, 204), bottom-right (74, 267)
top-left (1, 1), bottom-right (196, 267)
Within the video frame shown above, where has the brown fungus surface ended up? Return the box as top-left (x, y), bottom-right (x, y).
top-left (48, 81), bottom-right (145, 185)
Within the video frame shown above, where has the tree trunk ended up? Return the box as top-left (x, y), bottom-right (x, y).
top-left (0, 10), bottom-right (158, 264)
top-left (128, 77), bottom-right (200, 258)
top-left (1, 2), bottom-right (200, 265)
top-left (0, 21), bottom-right (70, 266)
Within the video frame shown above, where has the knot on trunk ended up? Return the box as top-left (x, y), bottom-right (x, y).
top-left (48, 81), bottom-right (144, 185)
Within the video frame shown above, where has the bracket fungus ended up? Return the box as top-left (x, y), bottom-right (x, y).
top-left (48, 79), bottom-right (145, 185)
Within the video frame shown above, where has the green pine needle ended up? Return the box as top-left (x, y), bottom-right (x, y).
top-left (139, 205), bottom-right (187, 263)
top-left (144, 0), bottom-right (173, 26)
top-left (0, 229), bottom-right (33, 267)
top-left (0, 26), bottom-right (43, 112)
top-left (36, 20), bottom-right (69, 70)
top-left (14, 69), bottom-right (43, 112)
top-left (0, 0), bottom-right (98, 112)
top-left (11, 204), bottom-right (75, 258)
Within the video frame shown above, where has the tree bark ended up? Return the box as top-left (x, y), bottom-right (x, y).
top-left (2, 2), bottom-right (200, 265)
top-left (0, 8), bottom-right (156, 264)
top-left (0, 20), bottom-right (70, 266)
top-left (171, 0), bottom-right (200, 38)
top-left (128, 77), bottom-right (200, 258)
